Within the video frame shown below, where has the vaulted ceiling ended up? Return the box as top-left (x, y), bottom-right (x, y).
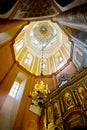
top-left (14, 20), bottom-right (71, 75)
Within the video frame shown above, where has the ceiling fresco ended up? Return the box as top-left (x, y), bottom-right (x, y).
top-left (0, 0), bottom-right (58, 19)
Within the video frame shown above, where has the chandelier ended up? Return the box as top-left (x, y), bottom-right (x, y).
top-left (29, 80), bottom-right (49, 107)
top-left (29, 45), bottom-right (50, 107)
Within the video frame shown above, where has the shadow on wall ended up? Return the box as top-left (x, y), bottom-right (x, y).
top-left (72, 126), bottom-right (87, 130)
top-left (0, 0), bottom-right (17, 14)
top-left (54, 0), bottom-right (74, 7)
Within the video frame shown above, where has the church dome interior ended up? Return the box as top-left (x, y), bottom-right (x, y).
top-left (0, 0), bottom-right (87, 130)
top-left (14, 20), bottom-right (71, 75)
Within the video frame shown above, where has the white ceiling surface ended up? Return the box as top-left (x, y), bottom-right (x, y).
top-left (23, 20), bottom-right (68, 58)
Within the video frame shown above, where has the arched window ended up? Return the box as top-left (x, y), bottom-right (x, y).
top-left (9, 81), bottom-right (20, 98)
top-left (24, 53), bottom-right (33, 66)
top-left (14, 39), bottom-right (24, 53)
top-left (0, 72), bottom-right (27, 130)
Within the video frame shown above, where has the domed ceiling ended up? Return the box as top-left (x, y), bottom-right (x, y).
top-left (14, 20), bottom-right (71, 75)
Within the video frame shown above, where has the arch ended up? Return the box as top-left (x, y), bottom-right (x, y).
top-left (63, 110), bottom-right (86, 130)
top-left (63, 109), bottom-right (85, 121)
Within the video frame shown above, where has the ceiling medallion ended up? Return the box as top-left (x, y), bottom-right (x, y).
top-left (30, 22), bottom-right (57, 50)
top-left (39, 25), bottom-right (49, 36)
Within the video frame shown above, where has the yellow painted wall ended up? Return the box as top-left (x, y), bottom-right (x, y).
top-left (0, 42), bottom-right (14, 82)
top-left (15, 67), bottom-right (57, 130)
top-left (0, 59), bottom-right (57, 130)
top-left (16, 47), bottom-right (27, 61)
top-left (0, 20), bottom-right (28, 82)
top-left (0, 63), bottom-right (18, 108)
top-left (0, 20), bottom-right (28, 33)
top-left (0, 49), bottom-right (77, 130)
top-left (61, 45), bottom-right (70, 59)
top-left (0, 19), bottom-right (77, 130)
top-left (12, 64), bottom-right (40, 130)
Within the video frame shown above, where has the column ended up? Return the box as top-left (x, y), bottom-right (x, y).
top-left (53, 3), bottom-right (87, 32)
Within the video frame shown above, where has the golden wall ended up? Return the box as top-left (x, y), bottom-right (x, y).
top-left (40, 69), bottom-right (87, 130)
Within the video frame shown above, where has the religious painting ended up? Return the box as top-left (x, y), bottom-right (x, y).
top-left (73, 45), bottom-right (83, 68)
top-left (77, 86), bottom-right (87, 103)
top-left (65, 114), bottom-right (83, 129)
top-left (63, 91), bottom-right (75, 110)
top-left (64, 25), bottom-right (87, 69)
top-left (11, 0), bottom-right (58, 20)
top-left (40, 109), bottom-right (46, 130)
top-left (55, 125), bottom-right (64, 130)
top-left (53, 100), bottom-right (61, 123)
top-left (72, 40), bottom-right (87, 69)
top-left (63, 25), bottom-right (87, 45)
top-left (47, 105), bottom-right (53, 124)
